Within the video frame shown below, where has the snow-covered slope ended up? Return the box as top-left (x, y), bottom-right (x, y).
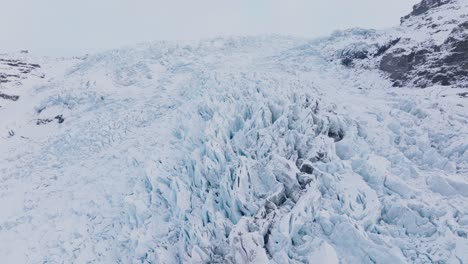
top-left (1, 2), bottom-right (467, 264)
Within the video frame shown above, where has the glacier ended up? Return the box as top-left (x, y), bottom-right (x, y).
top-left (1, 1), bottom-right (468, 263)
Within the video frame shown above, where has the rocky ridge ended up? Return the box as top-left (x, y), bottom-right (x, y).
top-left (337, 0), bottom-right (468, 88)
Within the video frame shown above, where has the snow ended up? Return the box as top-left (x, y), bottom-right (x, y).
top-left (1, 11), bottom-right (468, 264)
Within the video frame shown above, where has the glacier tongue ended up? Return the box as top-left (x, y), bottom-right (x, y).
top-left (1, 35), bottom-right (468, 263)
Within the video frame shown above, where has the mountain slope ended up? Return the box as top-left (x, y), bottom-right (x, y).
top-left (334, 0), bottom-right (468, 88)
top-left (0, 2), bottom-right (467, 264)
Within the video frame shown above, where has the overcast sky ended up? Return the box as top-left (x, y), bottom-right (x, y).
top-left (1, 0), bottom-right (419, 56)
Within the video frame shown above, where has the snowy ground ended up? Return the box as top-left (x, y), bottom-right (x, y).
top-left (0, 35), bottom-right (467, 263)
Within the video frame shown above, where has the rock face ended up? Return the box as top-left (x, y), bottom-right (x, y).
top-left (378, 0), bottom-right (468, 87)
top-left (380, 20), bottom-right (468, 87)
top-left (401, 0), bottom-right (454, 22)
top-left (335, 0), bottom-right (468, 88)
top-left (0, 58), bottom-right (41, 84)
top-left (0, 56), bottom-right (43, 103)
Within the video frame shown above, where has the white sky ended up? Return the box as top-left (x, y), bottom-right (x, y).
top-left (1, 0), bottom-right (419, 56)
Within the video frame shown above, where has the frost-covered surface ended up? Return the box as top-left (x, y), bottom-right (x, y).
top-left (1, 5), bottom-right (468, 264)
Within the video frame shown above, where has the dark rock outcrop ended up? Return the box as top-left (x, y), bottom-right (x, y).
top-left (341, 49), bottom-right (369, 67)
top-left (36, 115), bottom-right (65, 125)
top-left (379, 21), bottom-right (468, 87)
top-left (374, 38), bottom-right (401, 57)
top-left (55, 115), bottom-right (65, 124)
top-left (377, 0), bottom-right (468, 87)
top-left (401, 0), bottom-right (453, 22)
top-left (0, 58), bottom-right (42, 84)
top-left (0, 92), bottom-right (20, 101)
top-left (36, 118), bottom-right (54, 125)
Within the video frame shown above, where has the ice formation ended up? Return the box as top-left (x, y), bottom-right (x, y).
top-left (0, 1), bottom-right (467, 263)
